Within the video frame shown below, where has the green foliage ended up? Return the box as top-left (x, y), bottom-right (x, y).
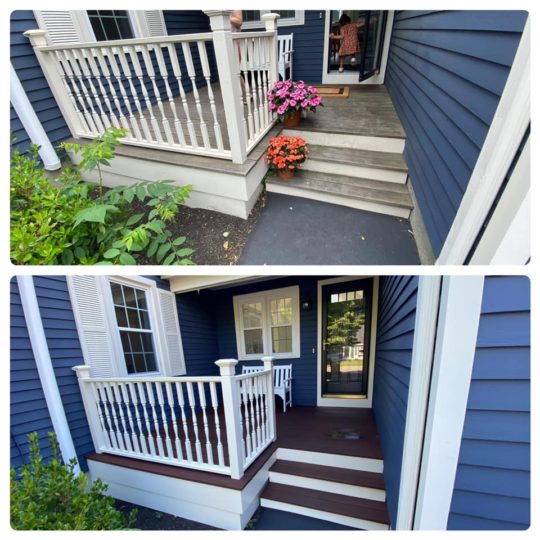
top-left (325, 299), bottom-right (366, 347)
top-left (11, 128), bottom-right (194, 265)
top-left (10, 432), bottom-right (136, 530)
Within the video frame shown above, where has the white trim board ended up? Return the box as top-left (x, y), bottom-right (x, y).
top-left (437, 17), bottom-right (530, 264)
top-left (316, 276), bottom-right (378, 408)
top-left (413, 276), bottom-right (485, 530)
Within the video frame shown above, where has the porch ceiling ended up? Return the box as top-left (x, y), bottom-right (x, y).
top-left (164, 275), bottom-right (278, 293)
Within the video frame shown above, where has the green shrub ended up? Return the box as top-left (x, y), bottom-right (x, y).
top-left (10, 432), bottom-right (136, 530)
top-left (10, 127), bottom-right (194, 265)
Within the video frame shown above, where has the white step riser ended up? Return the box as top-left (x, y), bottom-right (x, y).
top-left (282, 128), bottom-right (405, 154)
top-left (260, 498), bottom-right (389, 531)
top-left (276, 448), bottom-right (384, 474)
top-left (269, 471), bottom-right (386, 502)
top-left (266, 182), bottom-right (411, 219)
top-left (303, 159), bottom-right (407, 184)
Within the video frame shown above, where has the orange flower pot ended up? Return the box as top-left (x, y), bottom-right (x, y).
top-left (281, 110), bottom-right (301, 128)
top-left (277, 168), bottom-right (295, 180)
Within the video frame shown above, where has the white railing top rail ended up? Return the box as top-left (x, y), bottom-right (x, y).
top-left (31, 31), bottom-right (214, 52)
top-left (231, 30), bottom-right (275, 39)
top-left (79, 375), bottom-right (222, 384)
top-left (234, 369), bottom-right (272, 382)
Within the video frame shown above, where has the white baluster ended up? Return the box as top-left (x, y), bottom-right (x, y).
top-left (64, 49), bottom-right (105, 133)
top-left (55, 50), bottom-right (97, 134)
top-left (262, 357), bottom-right (277, 442)
top-left (197, 382), bottom-right (214, 465)
top-left (127, 382), bottom-right (148, 454)
top-left (197, 41), bottom-right (224, 152)
top-left (100, 382), bottom-right (124, 451)
top-left (165, 382), bottom-right (184, 460)
top-left (240, 39), bottom-right (255, 141)
top-left (111, 382), bottom-right (133, 453)
top-left (72, 48), bottom-right (111, 132)
top-left (247, 38), bottom-right (261, 135)
top-left (261, 37), bottom-right (271, 125)
top-left (209, 382), bottom-right (225, 467)
top-left (89, 381), bottom-right (112, 449)
top-left (186, 382), bottom-right (203, 463)
top-left (155, 382), bottom-right (174, 458)
top-left (166, 43), bottom-right (199, 148)
top-left (120, 383), bottom-right (141, 453)
top-left (174, 381), bottom-right (193, 462)
top-left (253, 374), bottom-right (263, 449)
top-left (136, 382), bottom-right (156, 455)
top-left (91, 47), bottom-right (138, 141)
top-left (181, 42), bottom-right (211, 149)
top-left (115, 47), bottom-right (153, 141)
top-left (254, 38), bottom-right (266, 132)
top-left (126, 45), bottom-right (164, 144)
top-left (247, 376), bottom-right (257, 455)
top-left (154, 46), bottom-right (187, 147)
top-left (240, 377), bottom-right (252, 457)
top-left (145, 381), bottom-right (165, 457)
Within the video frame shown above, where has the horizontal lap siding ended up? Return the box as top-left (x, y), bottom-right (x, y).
top-left (10, 11), bottom-right (71, 153)
top-left (10, 277), bottom-right (92, 472)
top-left (278, 11), bottom-right (325, 83)
top-left (373, 276), bottom-right (418, 528)
top-left (385, 10), bottom-right (528, 256)
top-left (213, 277), bottom-right (320, 405)
top-left (448, 276), bottom-right (530, 530)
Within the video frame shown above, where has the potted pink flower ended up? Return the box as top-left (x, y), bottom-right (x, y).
top-left (267, 80), bottom-right (323, 127)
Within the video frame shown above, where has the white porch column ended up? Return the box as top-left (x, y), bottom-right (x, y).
top-left (16, 276), bottom-right (80, 474)
top-left (261, 13), bottom-right (280, 85)
top-left (23, 29), bottom-right (85, 137)
top-left (11, 63), bottom-right (61, 170)
top-left (215, 359), bottom-right (244, 479)
top-left (261, 356), bottom-right (277, 441)
top-left (72, 365), bottom-right (107, 453)
top-left (204, 11), bottom-right (248, 164)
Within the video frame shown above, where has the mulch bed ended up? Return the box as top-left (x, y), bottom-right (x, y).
top-left (171, 190), bottom-right (267, 265)
top-left (116, 500), bottom-right (219, 530)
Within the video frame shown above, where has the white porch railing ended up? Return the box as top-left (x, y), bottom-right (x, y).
top-left (73, 357), bottom-right (276, 479)
top-left (24, 11), bottom-right (279, 164)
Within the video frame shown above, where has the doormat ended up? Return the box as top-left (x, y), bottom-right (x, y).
top-left (314, 86), bottom-right (350, 98)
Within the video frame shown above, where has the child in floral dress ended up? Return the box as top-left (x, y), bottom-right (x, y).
top-left (330, 14), bottom-right (365, 72)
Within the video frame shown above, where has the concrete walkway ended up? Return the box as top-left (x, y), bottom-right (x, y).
top-left (239, 193), bottom-right (420, 265)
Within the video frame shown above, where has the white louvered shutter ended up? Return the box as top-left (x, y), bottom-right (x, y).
top-left (67, 276), bottom-right (117, 377)
top-left (156, 289), bottom-right (186, 376)
top-left (33, 11), bottom-right (94, 44)
top-left (141, 11), bottom-right (168, 37)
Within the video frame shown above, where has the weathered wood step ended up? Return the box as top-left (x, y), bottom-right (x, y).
top-left (269, 460), bottom-right (386, 501)
top-left (266, 169), bottom-right (413, 218)
top-left (260, 483), bottom-right (390, 530)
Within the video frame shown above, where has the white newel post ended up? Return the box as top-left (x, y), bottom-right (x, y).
top-left (215, 359), bottom-right (244, 479)
top-left (261, 356), bottom-right (277, 441)
top-left (23, 30), bottom-right (85, 137)
top-left (72, 365), bottom-right (106, 452)
top-left (204, 10), bottom-right (248, 164)
top-left (261, 13), bottom-right (280, 86)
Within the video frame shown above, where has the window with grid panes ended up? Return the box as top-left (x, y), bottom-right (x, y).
top-left (87, 10), bottom-right (134, 41)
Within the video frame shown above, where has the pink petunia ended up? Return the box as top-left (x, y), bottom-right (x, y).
top-left (301, 99), bottom-right (309, 108)
top-left (269, 103), bottom-right (277, 110)
top-left (290, 99), bottom-right (297, 107)
top-left (275, 81), bottom-right (284, 89)
top-left (277, 105), bottom-right (287, 115)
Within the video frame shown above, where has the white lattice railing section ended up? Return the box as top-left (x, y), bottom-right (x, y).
top-left (73, 358), bottom-right (276, 479)
top-left (24, 11), bottom-right (280, 164)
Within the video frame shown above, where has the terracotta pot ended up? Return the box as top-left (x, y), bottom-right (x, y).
top-left (281, 109), bottom-right (301, 128)
top-left (277, 168), bottom-right (295, 180)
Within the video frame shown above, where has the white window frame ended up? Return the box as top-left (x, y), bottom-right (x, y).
top-left (106, 276), bottom-right (163, 377)
top-left (241, 10), bottom-right (305, 30)
top-left (233, 285), bottom-right (300, 360)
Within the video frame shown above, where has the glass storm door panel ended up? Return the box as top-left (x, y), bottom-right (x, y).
top-left (358, 11), bottom-right (387, 81)
top-left (321, 279), bottom-right (373, 397)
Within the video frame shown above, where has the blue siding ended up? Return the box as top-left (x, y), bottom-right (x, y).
top-left (277, 11), bottom-right (325, 83)
top-left (372, 276), bottom-right (419, 528)
top-left (10, 277), bottom-right (92, 472)
top-left (448, 276), bottom-right (530, 530)
top-left (10, 11), bottom-right (71, 154)
top-left (385, 10), bottom-right (528, 256)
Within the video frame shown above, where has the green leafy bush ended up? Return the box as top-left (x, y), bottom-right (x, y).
top-left (11, 127), bottom-right (194, 265)
top-left (11, 432), bottom-right (136, 530)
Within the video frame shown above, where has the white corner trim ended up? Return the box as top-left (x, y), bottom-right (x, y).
top-left (16, 276), bottom-right (80, 474)
top-left (437, 17), bottom-right (530, 264)
top-left (396, 276), bottom-right (441, 530)
top-left (10, 64), bottom-right (60, 170)
top-left (413, 276), bottom-right (485, 530)
top-left (469, 138), bottom-right (530, 264)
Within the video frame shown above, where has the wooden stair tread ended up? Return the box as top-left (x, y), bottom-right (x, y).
top-left (266, 170), bottom-right (413, 209)
top-left (270, 460), bottom-right (385, 490)
top-left (261, 483), bottom-right (390, 524)
top-left (308, 144), bottom-right (407, 172)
